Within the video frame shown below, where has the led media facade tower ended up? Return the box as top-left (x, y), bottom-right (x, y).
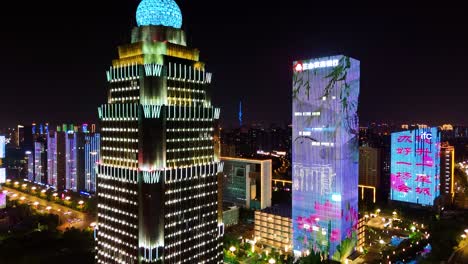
top-left (390, 127), bottom-right (441, 206)
top-left (292, 56), bottom-right (360, 261)
top-left (96, 1), bottom-right (223, 263)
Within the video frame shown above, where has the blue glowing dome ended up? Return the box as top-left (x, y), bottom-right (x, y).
top-left (136, 0), bottom-right (182, 28)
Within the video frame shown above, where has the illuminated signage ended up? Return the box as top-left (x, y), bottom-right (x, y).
top-left (390, 127), bottom-right (441, 206)
top-left (294, 59), bottom-right (339, 72)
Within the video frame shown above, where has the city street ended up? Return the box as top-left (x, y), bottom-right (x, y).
top-left (2, 186), bottom-right (96, 231)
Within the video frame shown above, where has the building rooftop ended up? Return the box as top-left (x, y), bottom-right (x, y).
top-left (260, 204), bottom-right (292, 218)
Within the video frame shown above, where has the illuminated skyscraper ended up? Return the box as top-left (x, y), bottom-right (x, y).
top-left (390, 127), bottom-right (441, 206)
top-left (96, 1), bottom-right (223, 263)
top-left (292, 56), bottom-right (360, 261)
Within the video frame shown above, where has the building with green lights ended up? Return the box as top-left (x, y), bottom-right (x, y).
top-left (221, 157), bottom-right (272, 210)
top-left (96, 0), bottom-right (223, 263)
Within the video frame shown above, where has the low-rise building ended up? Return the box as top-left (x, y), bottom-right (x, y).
top-left (254, 204), bottom-right (292, 252)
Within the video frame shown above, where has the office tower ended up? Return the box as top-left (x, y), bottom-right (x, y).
top-left (33, 140), bottom-right (47, 183)
top-left (0, 135), bottom-right (5, 184)
top-left (26, 150), bottom-right (34, 181)
top-left (48, 131), bottom-right (57, 187)
top-left (221, 157), bottom-right (272, 210)
top-left (390, 127), bottom-right (441, 206)
top-left (85, 132), bottom-right (100, 193)
top-left (96, 1), bottom-right (223, 263)
top-left (292, 56), bottom-right (360, 260)
top-left (439, 143), bottom-right (454, 204)
top-left (359, 147), bottom-right (381, 204)
top-left (65, 128), bottom-right (77, 191)
top-left (56, 127), bottom-right (67, 191)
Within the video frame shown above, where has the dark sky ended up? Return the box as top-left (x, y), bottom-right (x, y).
top-left (0, 1), bottom-right (467, 128)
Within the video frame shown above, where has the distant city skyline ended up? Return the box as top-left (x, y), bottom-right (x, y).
top-left (0, 1), bottom-right (467, 127)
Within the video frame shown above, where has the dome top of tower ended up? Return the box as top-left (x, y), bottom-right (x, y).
top-left (136, 0), bottom-right (182, 28)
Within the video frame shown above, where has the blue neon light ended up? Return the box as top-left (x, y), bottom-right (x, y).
top-left (136, 0), bottom-right (182, 28)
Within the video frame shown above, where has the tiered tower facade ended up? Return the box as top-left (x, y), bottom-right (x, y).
top-left (96, 1), bottom-right (224, 263)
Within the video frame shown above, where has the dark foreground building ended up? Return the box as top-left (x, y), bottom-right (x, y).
top-left (96, 0), bottom-right (223, 263)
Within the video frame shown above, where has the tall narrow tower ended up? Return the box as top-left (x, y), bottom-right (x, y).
top-left (96, 1), bottom-right (224, 263)
top-left (292, 56), bottom-right (360, 261)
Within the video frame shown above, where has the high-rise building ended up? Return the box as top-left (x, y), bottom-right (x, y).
top-left (359, 147), bottom-right (381, 204)
top-left (221, 157), bottom-right (272, 210)
top-left (47, 131), bottom-right (57, 187)
top-left (390, 127), bottom-right (441, 206)
top-left (55, 128), bottom-right (67, 191)
top-left (292, 56), bottom-right (360, 260)
top-left (440, 143), bottom-right (455, 204)
top-left (0, 135), bottom-right (5, 184)
top-left (96, 1), bottom-right (223, 263)
top-left (85, 132), bottom-right (100, 193)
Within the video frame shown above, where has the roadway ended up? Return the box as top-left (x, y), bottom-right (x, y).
top-left (2, 186), bottom-right (96, 231)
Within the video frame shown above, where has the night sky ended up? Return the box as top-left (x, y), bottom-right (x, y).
top-left (0, 1), bottom-right (467, 128)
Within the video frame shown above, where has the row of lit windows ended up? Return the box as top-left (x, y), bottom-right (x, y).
top-left (98, 204), bottom-right (138, 218)
top-left (166, 202), bottom-right (217, 218)
top-left (166, 236), bottom-right (218, 260)
top-left (98, 213), bottom-right (137, 228)
top-left (164, 211), bottom-right (216, 229)
top-left (186, 244), bottom-right (220, 263)
top-left (166, 117), bottom-right (213, 122)
top-left (102, 156), bottom-right (138, 164)
top-left (98, 173), bottom-right (138, 184)
top-left (167, 128), bottom-right (213, 132)
top-left (166, 190), bottom-right (217, 205)
top-left (167, 146), bottom-right (213, 153)
top-left (101, 117), bottom-right (138, 122)
top-left (103, 146), bottom-right (138, 153)
top-left (97, 241), bottom-right (137, 260)
top-left (167, 137), bottom-right (213, 142)
top-left (99, 222), bottom-right (137, 239)
top-left (167, 155), bottom-right (214, 163)
top-left (167, 232), bottom-right (214, 248)
top-left (110, 86), bottom-right (140, 92)
top-left (102, 128), bottom-right (138, 132)
top-left (98, 183), bottom-right (137, 195)
top-left (166, 181), bottom-right (216, 194)
top-left (168, 87), bottom-right (205, 94)
top-left (98, 192), bottom-right (137, 205)
top-left (165, 220), bottom-right (217, 239)
top-left (167, 232), bottom-right (217, 250)
top-left (102, 137), bottom-right (138, 143)
top-left (111, 97), bottom-right (139, 102)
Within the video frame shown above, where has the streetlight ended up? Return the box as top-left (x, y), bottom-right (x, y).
top-left (269, 258), bottom-right (276, 264)
top-left (22, 184), bottom-right (27, 188)
top-left (20, 196), bottom-right (26, 201)
top-left (65, 196), bottom-right (71, 201)
top-left (31, 187), bottom-right (36, 191)
top-left (33, 202), bottom-right (39, 206)
top-left (46, 206), bottom-right (52, 211)
top-left (78, 200), bottom-right (84, 205)
top-left (90, 222), bottom-right (97, 228)
top-left (229, 246), bottom-right (236, 254)
top-left (464, 229), bottom-right (468, 234)
top-left (41, 190), bottom-right (46, 193)
top-left (379, 239), bottom-right (385, 244)
top-left (53, 193), bottom-right (58, 197)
